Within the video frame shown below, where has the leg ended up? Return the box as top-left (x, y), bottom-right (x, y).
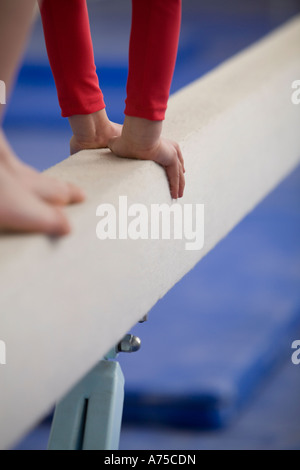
top-left (0, 0), bottom-right (84, 235)
top-left (0, 0), bottom-right (37, 115)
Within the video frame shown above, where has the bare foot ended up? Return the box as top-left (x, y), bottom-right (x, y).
top-left (0, 164), bottom-right (71, 235)
top-left (11, 163), bottom-right (85, 206)
top-left (0, 130), bottom-right (85, 206)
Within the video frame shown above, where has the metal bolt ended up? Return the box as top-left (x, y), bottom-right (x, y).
top-left (117, 334), bottom-right (141, 353)
top-left (139, 314), bottom-right (148, 323)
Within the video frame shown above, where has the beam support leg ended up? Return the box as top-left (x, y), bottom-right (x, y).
top-left (47, 359), bottom-right (125, 450)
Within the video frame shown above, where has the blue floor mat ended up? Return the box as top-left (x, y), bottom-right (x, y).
top-left (119, 166), bottom-right (300, 430)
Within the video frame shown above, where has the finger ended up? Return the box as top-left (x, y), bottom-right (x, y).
top-left (32, 175), bottom-right (85, 206)
top-left (108, 136), bottom-right (133, 160)
top-left (108, 136), bottom-right (144, 162)
top-left (178, 162), bottom-right (185, 198)
top-left (66, 182), bottom-right (86, 204)
top-left (41, 206), bottom-right (71, 236)
top-left (165, 160), bottom-right (180, 200)
top-left (0, 189), bottom-right (71, 236)
top-left (174, 142), bottom-right (185, 173)
top-left (108, 135), bottom-right (121, 155)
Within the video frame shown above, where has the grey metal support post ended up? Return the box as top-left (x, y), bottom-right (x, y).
top-left (47, 332), bottom-right (142, 450)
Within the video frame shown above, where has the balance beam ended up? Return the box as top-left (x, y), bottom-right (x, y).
top-left (1, 15), bottom-right (300, 450)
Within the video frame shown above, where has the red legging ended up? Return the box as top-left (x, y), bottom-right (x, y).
top-left (39, 0), bottom-right (181, 121)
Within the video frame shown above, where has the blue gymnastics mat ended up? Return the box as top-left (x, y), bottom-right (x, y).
top-left (119, 165), bottom-right (300, 430)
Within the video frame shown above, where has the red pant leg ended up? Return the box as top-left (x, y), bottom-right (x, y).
top-left (39, 0), bottom-right (105, 117)
top-left (125, 0), bottom-right (182, 121)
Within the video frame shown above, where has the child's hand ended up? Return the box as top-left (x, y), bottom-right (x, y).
top-left (69, 109), bottom-right (122, 155)
top-left (108, 116), bottom-right (185, 200)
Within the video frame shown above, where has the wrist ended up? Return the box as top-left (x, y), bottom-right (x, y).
top-left (68, 108), bottom-right (110, 144)
top-left (122, 116), bottom-right (163, 152)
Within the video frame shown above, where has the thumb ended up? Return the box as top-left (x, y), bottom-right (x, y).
top-left (108, 135), bottom-right (120, 154)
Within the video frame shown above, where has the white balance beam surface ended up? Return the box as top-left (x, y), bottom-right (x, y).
top-left (0, 16), bottom-right (300, 449)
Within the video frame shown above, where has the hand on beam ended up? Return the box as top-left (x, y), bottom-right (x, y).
top-left (108, 116), bottom-right (185, 200)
